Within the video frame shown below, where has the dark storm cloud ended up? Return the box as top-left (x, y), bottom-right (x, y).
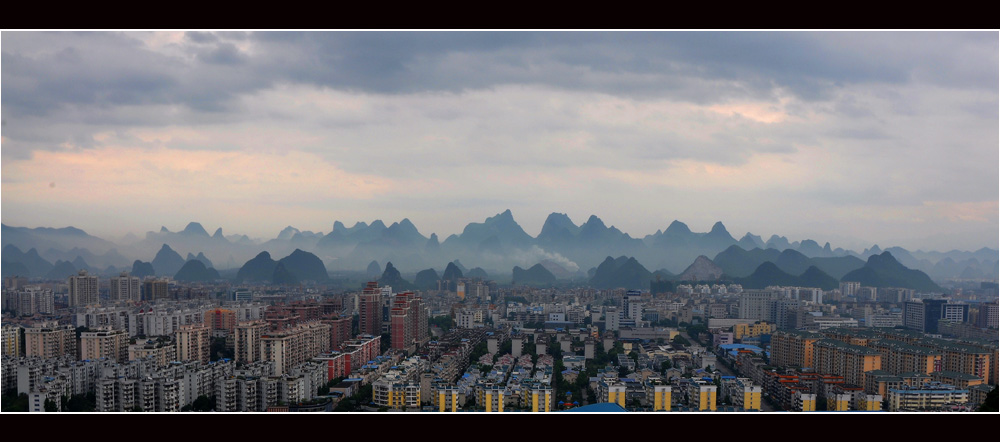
top-left (4, 31), bottom-right (996, 121)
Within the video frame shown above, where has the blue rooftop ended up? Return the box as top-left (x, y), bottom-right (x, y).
top-left (718, 344), bottom-right (763, 352)
top-left (561, 403), bottom-right (628, 413)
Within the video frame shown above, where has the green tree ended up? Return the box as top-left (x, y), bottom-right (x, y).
top-left (44, 398), bottom-right (59, 412)
top-left (978, 387), bottom-right (998, 412)
top-left (191, 395), bottom-right (214, 412)
top-left (428, 315), bottom-right (454, 332)
top-left (1, 393), bottom-right (29, 412)
top-left (64, 393), bottom-right (96, 412)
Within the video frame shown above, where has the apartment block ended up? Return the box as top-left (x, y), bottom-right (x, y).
top-left (128, 338), bottom-right (177, 368)
top-left (359, 282), bottom-right (382, 336)
top-left (175, 323), bottom-right (210, 364)
top-left (234, 320), bottom-right (267, 364)
top-left (260, 322), bottom-right (332, 376)
top-left (109, 272), bottom-right (141, 302)
top-left (79, 328), bottom-right (129, 363)
top-left (2, 324), bottom-right (22, 358)
top-left (812, 339), bottom-right (881, 387)
top-left (886, 382), bottom-right (970, 411)
top-left (871, 339), bottom-right (942, 376)
top-left (770, 330), bottom-right (822, 369)
top-left (25, 323), bottom-right (76, 359)
top-left (68, 270), bottom-right (100, 309)
top-left (733, 322), bottom-right (776, 340)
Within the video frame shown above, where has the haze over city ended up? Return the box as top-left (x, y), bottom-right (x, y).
top-left (2, 31), bottom-right (997, 252)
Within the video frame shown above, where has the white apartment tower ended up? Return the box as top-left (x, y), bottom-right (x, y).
top-left (109, 272), bottom-right (141, 302)
top-left (68, 270), bottom-right (100, 308)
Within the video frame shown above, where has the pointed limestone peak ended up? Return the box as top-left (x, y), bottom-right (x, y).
top-left (584, 215), bottom-right (606, 229)
top-left (277, 226), bottom-right (299, 240)
top-left (212, 228), bottom-right (224, 239)
top-left (182, 222), bottom-right (209, 236)
top-left (665, 220), bottom-right (691, 235)
top-left (710, 221), bottom-right (729, 234)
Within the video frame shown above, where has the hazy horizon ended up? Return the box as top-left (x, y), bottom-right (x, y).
top-left (3, 31), bottom-right (997, 253)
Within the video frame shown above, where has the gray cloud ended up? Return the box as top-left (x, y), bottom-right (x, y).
top-left (2, 31), bottom-right (996, 251)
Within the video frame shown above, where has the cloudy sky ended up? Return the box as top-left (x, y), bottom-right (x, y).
top-left (1, 31), bottom-right (997, 252)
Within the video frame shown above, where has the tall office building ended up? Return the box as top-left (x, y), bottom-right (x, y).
top-left (904, 299), bottom-right (961, 334)
top-left (68, 270), bottom-right (100, 308)
top-left (109, 272), bottom-right (141, 302)
top-left (738, 290), bottom-right (780, 321)
top-left (624, 290), bottom-right (642, 320)
top-left (359, 281), bottom-right (382, 336)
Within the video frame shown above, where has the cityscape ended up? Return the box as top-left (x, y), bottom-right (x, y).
top-left (1, 31), bottom-right (997, 413)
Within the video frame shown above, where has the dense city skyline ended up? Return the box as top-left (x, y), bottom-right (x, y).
top-left (2, 31), bottom-right (997, 252)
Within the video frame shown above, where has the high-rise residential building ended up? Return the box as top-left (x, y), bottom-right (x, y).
top-left (389, 292), bottom-right (427, 352)
top-left (605, 307), bottom-right (620, 331)
top-left (839, 282), bottom-right (860, 297)
top-left (174, 323), bottom-right (210, 364)
top-left (79, 328), bottom-right (129, 363)
top-left (129, 337), bottom-right (177, 367)
top-left (977, 302), bottom-right (998, 329)
top-left (260, 322), bottom-right (332, 375)
top-left (870, 339), bottom-right (942, 376)
top-left (771, 330), bottom-right (823, 369)
top-left (234, 320), bottom-right (267, 363)
top-left (24, 323), bottom-right (76, 359)
top-left (390, 293), bottom-right (412, 351)
top-left (68, 270), bottom-right (100, 308)
top-left (109, 272), bottom-right (141, 302)
top-left (812, 339), bottom-right (882, 387)
top-left (2, 323), bottom-right (22, 358)
top-left (359, 281), bottom-right (382, 336)
top-left (320, 316), bottom-right (352, 351)
top-left (204, 308), bottom-right (237, 335)
top-left (17, 286), bottom-right (54, 316)
top-left (142, 279), bottom-right (169, 301)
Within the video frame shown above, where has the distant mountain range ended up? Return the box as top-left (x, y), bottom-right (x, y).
top-left (2, 212), bottom-right (996, 284)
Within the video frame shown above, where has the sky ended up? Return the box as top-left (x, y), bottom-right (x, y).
top-left (1, 31), bottom-right (997, 252)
